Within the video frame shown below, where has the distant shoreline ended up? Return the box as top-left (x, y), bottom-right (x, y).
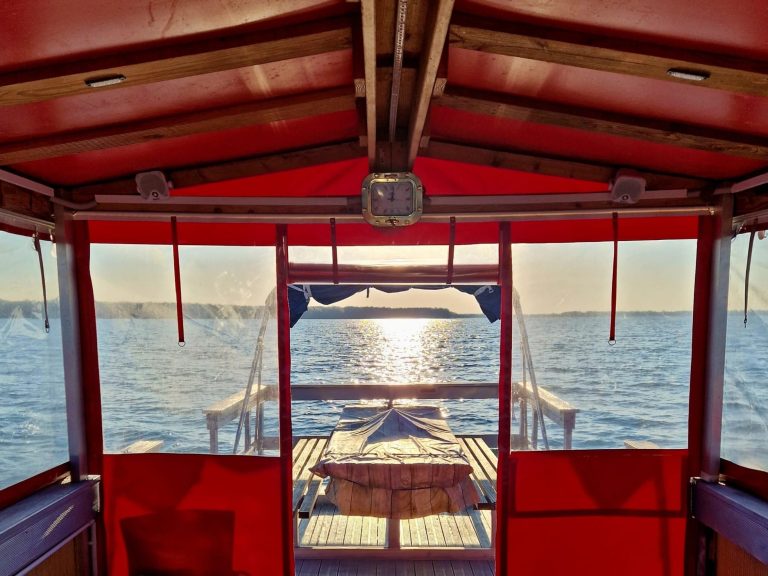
top-left (0, 298), bottom-right (721, 320)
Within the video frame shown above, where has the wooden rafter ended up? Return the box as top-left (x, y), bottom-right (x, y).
top-left (0, 181), bottom-right (53, 222)
top-left (406, 0), bottom-right (455, 169)
top-left (423, 140), bottom-right (711, 190)
top-left (71, 140), bottom-right (364, 197)
top-left (0, 16), bottom-right (354, 107)
top-left (439, 87), bottom-right (768, 160)
top-left (0, 88), bottom-right (356, 165)
top-left (449, 14), bottom-right (768, 97)
top-left (360, 0), bottom-right (377, 168)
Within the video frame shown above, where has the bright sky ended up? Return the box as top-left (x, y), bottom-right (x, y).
top-left (1, 229), bottom-right (733, 314)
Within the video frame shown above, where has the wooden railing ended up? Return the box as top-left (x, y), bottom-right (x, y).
top-left (203, 382), bottom-right (578, 454)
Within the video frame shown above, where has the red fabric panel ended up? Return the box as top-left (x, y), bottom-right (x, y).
top-left (72, 221), bottom-right (104, 475)
top-left (275, 226), bottom-right (295, 572)
top-left (497, 224), bottom-right (512, 571)
top-left (414, 156), bottom-right (604, 194)
top-left (103, 454), bottom-right (284, 576)
top-left (88, 216), bottom-right (698, 246)
top-left (506, 450), bottom-right (688, 576)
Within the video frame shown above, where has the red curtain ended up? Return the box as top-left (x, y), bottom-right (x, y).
top-left (102, 454), bottom-right (285, 575)
top-left (504, 450), bottom-right (688, 576)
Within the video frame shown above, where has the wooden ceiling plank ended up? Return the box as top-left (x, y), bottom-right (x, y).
top-left (424, 140), bottom-right (711, 190)
top-left (0, 88), bottom-right (356, 165)
top-left (440, 87), bottom-right (768, 160)
top-left (449, 14), bottom-right (768, 97)
top-left (71, 140), bottom-right (364, 197)
top-left (406, 0), bottom-right (455, 169)
top-left (361, 0), bottom-right (378, 168)
top-left (0, 16), bottom-right (353, 107)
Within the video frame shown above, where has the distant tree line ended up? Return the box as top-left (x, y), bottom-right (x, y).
top-left (0, 299), bottom-right (478, 320)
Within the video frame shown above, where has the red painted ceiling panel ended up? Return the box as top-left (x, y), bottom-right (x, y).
top-left (449, 48), bottom-right (768, 139)
top-left (414, 157), bottom-right (604, 195)
top-left (430, 106), bottom-right (766, 181)
top-left (12, 111), bottom-right (360, 185)
top-left (0, 0), bottom-right (347, 71)
top-left (0, 52), bottom-right (352, 141)
top-left (457, 0), bottom-right (768, 60)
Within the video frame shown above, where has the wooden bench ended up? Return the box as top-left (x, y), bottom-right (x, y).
top-left (458, 436), bottom-right (497, 547)
top-left (292, 437), bottom-right (329, 529)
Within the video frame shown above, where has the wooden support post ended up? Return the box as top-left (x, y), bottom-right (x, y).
top-left (563, 412), bottom-right (576, 450)
top-left (387, 518), bottom-right (400, 549)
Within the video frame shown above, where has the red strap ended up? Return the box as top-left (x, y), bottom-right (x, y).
top-left (609, 212), bottom-right (618, 345)
top-left (171, 217), bottom-right (185, 346)
top-left (447, 216), bottom-right (456, 284)
top-left (330, 218), bottom-right (338, 285)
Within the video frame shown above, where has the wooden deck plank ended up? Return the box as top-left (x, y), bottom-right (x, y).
top-left (466, 509), bottom-right (491, 548)
top-left (400, 518), bottom-right (412, 548)
top-left (452, 560), bottom-right (473, 576)
top-left (329, 506), bottom-right (350, 547)
top-left (432, 561), bottom-right (453, 576)
top-left (437, 513), bottom-right (462, 547)
top-left (414, 560), bottom-right (436, 576)
top-left (299, 439), bottom-right (329, 517)
top-left (318, 559), bottom-right (340, 576)
top-left (458, 439), bottom-right (495, 508)
top-left (452, 510), bottom-right (482, 548)
top-left (470, 561), bottom-right (494, 576)
top-left (294, 439), bottom-right (328, 512)
top-left (293, 438), bottom-right (319, 509)
top-left (344, 515), bottom-right (363, 547)
top-left (297, 561), bottom-right (495, 576)
top-left (299, 559), bottom-right (322, 576)
top-left (464, 438), bottom-right (497, 504)
top-left (338, 559), bottom-right (357, 576)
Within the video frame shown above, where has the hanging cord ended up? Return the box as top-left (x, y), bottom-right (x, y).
top-left (609, 212), bottom-right (618, 345)
top-left (744, 230), bottom-right (757, 327)
top-left (170, 217), bottom-right (185, 346)
top-left (32, 232), bottom-right (50, 333)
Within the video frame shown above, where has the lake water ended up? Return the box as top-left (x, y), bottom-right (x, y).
top-left (1, 312), bottom-right (767, 489)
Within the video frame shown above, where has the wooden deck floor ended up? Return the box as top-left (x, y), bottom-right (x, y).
top-left (295, 559), bottom-right (495, 575)
top-left (298, 502), bottom-right (493, 549)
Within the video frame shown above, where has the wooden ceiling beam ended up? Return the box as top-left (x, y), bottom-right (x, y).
top-left (449, 14), bottom-right (768, 97)
top-left (439, 87), bottom-right (768, 160)
top-left (0, 16), bottom-right (354, 107)
top-left (405, 0), bottom-right (455, 170)
top-left (423, 140), bottom-right (712, 190)
top-left (360, 0), bottom-right (378, 169)
top-left (0, 87), bottom-right (356, 165)
top-left (71, 140), bottom-right (365, 197)
top-left (0, 181), bottom-right (54, 223)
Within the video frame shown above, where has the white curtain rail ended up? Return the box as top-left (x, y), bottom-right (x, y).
top-left (71, 204), bottom-right (715, 224)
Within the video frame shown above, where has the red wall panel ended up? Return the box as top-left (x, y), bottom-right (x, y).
top-left (505, 450), bottom-right (688, 576)
top-left (103, 454), bottom-right (284, 576)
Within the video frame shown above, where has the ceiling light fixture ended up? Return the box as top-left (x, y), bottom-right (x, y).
top-left (666, 68), bottom-right (710, 82)
top-left (84, 74), bottom-right (127, 88)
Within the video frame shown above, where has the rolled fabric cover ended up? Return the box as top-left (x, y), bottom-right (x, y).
top-left (311, 406), bottom-right (480, 518)
top-left (325, 475), bottom-right (479, 519)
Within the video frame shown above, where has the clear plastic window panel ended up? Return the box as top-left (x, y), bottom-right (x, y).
top-left (0, 231), bottom-right (67, 489)
top-left (723, 232), bottom-right (768, 472)
top-left (510, 240), bottom-right (696, 450)
top-left (93, 244), bottom-right (279, 455)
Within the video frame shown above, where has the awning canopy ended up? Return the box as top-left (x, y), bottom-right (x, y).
top-left (288, 284), bottom-right (501, 327)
